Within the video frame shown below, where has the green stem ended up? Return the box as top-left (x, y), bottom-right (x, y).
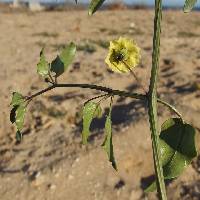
top-left (26, 83), bottom-right (182, 122)
top-left (158, 99), bottom-right (183, 122)
top-left (48, 71), bottom-right (55, 84)
top-left (148, 0), bottom-right (167, 199)
top-left (84, 94), bottom-right (110, 105)
top-left (122, 60), bottom-right (147, 93)
top-left (26, 83), bottom-right (146, 101)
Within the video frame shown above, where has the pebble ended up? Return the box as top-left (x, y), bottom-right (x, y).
top-left (129, 22), bottom-right (135, 29)
top-left (48, 184), bottom-right (56, 190)
top-left (30, 171), bottom-right (45, 187)
top-left (86, 171), bottom-right (90, 176)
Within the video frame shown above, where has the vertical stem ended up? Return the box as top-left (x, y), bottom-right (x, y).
top-left (148, 0), bottom-right (167, 199)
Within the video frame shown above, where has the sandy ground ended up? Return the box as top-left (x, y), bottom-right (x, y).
top-left (0, 6), bottom-right (200, 200)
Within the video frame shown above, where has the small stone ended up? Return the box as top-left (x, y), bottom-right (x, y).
top-left (48, 184), bottom-right (56, 190)
top-left (129, 22), bottom-right (135, 29)
top-left (114, 179), bottom-right (125, 190)
top-left (86, 171), bottom-right (90, 176)
top-left (30, 171), bottom-right (45, 187)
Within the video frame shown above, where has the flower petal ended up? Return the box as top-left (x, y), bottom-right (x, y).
top-left (105, 37), bottom-right (141, 73)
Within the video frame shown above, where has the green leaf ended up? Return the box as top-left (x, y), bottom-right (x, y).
top-left (145, 118), bottom-right (197, 192)
top-left (160, 118), bottom-right (197, 177)
top-left (10, 106), bottom-right (18, 124)
top-left (16, 130), bottom-right (23, 142)
top-left (82, 102), bottom-right (102, 144)
top-left (102, 104), bottom-right (117, 170)
top-left (37, 49), bottom-right (49, 77)
top-left (88, 0), bottom-right (106, 16)
top-left (159, 138), bottom-right (174, 167)
top-left (50, 42), bottom-right (76, 77)
top-left (11, 92), bottom-right (24, 106)
top-left (145, 182), bottom-right (157, 193)
top-left (15, 104), bottom-right (26, 131)
top-left (145, 139), bottom-right (175, 192)
top-left (183, 0), bottom-right (197, 12)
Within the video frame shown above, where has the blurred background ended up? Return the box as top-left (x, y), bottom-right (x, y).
top-left (0, 0), bottom-right (200, 9)
top-left (0, 0), bottom-right (200, 200)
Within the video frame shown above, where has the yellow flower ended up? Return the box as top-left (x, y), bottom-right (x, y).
top-left (105, 37), bottom-right (141, 73)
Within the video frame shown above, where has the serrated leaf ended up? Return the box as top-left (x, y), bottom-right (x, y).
top-left (82, 102), bottom-right (102, 144)
top-left (50, 42), bottom-right (76, 77)
top-left (16, 130), bottom-right (23, 142)
top-left (183, 0), bottom-right (197, 12)
top-left (102, 104), bottom-right (117, 170)
top-left (37, 49), bottom-right (49, 77)
top-left (15, 104), bottom-right (26, 131)
top-left (11, 92), bottom-right (24, 106)
top-left (145, 118), bottom-right (197, 192)
top-left (88, 0), bottom-right (106, 16)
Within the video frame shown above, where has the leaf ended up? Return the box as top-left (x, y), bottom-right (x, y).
top-left (88, 0), bottom-right (106, 16)
top-left (51, 42), bottom-right (76, 77)
top-left (102, 104), bottom-right (117, 170)
top-left (183, 0), bottom-right (197, 12)
top-left (11, 92), bottom-right (24, 106)
top-left (16, 130), bottom-right (23, 142)
top-left (145, 139), bottom-right (175, 192)
top-left (159, 138), bottom-right (174, 167)
top-left (160, 118), bottom-right (197, 178)
top-left (82, 102), bottom-right (102, 144)
top-left (15, 104), bottom-right (26, 131)
top-left (145, 118), bottom-right (197, 192)
top-left (37, 49), bottom-right (49, 77)
top-left (10, 106), bottom-right (18, 124)
top-left (145, 182), bottom-right (157, 193)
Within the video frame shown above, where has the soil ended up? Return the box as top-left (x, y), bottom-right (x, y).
top-left (0, 5), bottom-right (200, 200)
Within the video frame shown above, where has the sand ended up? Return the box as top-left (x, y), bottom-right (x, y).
top-left (0, 6), bottom-right (200, 200)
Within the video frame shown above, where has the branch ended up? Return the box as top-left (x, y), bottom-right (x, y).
top-left (27, 81), bottom-right (187, 148)
top-left (26, 83), bottom-right (146, 101)
top-left (25, 83), bottom-right (183, 122)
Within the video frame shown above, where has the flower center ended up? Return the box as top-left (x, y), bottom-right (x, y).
top-left (112, 50), bottom-right (125, 63)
